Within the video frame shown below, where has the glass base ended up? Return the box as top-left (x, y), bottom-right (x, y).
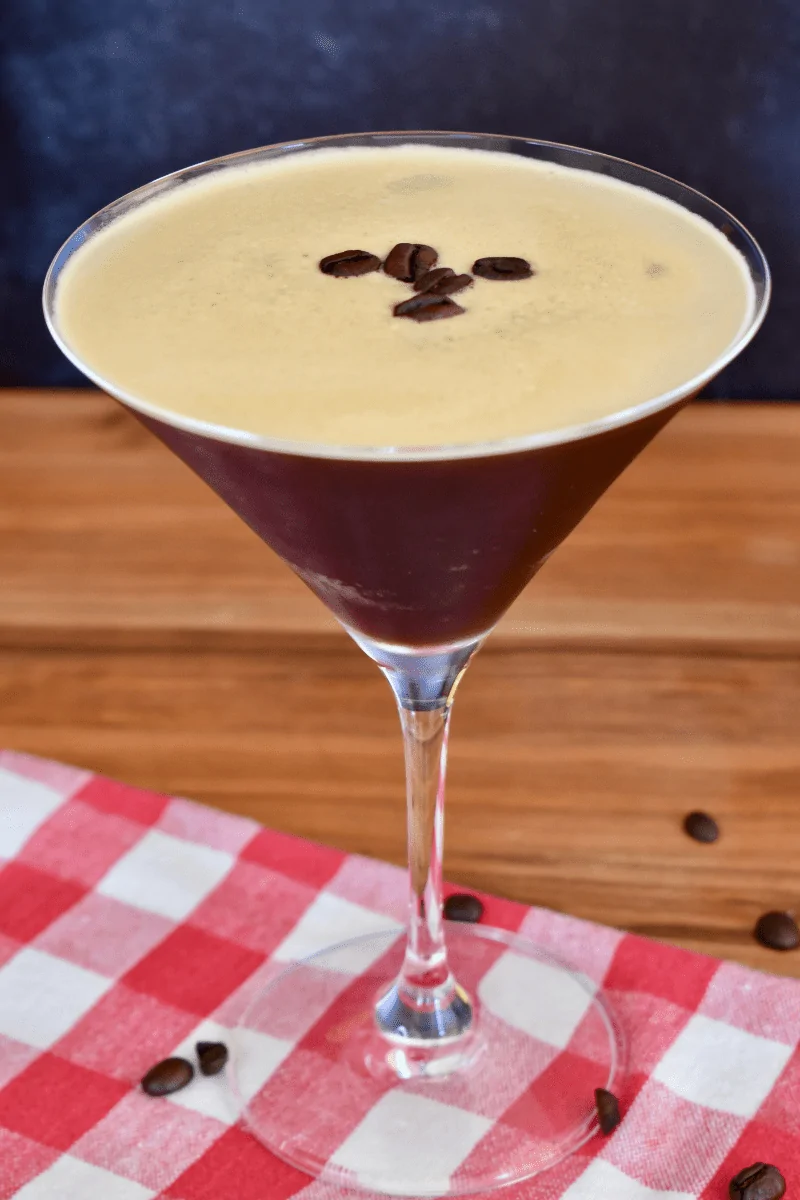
top-left (234, 924), bottom-right (623, 1197)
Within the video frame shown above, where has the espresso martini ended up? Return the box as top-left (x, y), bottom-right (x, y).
top-left (46, 137), bottom-right (768, 1196)
top-left (52, 144), bottom-right (756, 646)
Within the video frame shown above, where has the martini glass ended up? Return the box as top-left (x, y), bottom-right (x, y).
top-left (44, 132), bottom-right (769, 1197)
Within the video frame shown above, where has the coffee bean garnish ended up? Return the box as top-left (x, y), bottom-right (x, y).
top-left (394, 294), bottom-right (465, 322)
top-left (729, 1163), bottom-right (786, 1200)
top-left (197, 1041), bottom-right (229, 1076)
top-left (754, 911), bottom-right (800, 951)
top-left (594, 1087), bottom-right (621, 1135)
top-left (319, 250), bottom-right (382, 277)
top-left (683, 810), bottom-right (719, 844)
top-left (141, 1056), bottom-right (194, 1097)
top-left (414, 268), bottom-right (474, 296)
top-left (319, 243), bottom-right (533, 321)
top-left (472, 256), bottom-right (533, 281)
top-left (443, 893), bottom-right (484, 922)
top-left (384, 243), bottom-right (438, 282)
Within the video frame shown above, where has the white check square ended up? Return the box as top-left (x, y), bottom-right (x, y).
top-left (13, 1154), bottom-right (155, 1199)
top-left (653, 1012), bottom-right (792, 1117)
top-left (96, 828), bottom-right (234, 920)
top-left (0, 769), bottom-right (63, 858)
top-left (233, 1026), bottom-right (294, 1102)
top-left (478, 950), bottom-right (595, 1049)
top-left (331, 1091), bottom-right (491, 1196)
top-left (0, 948), bottom-right (111, 1049)
top-left (271, 892), bottom-right (402, 973)
top-left (563, 1159), bottom-right (695, 1200)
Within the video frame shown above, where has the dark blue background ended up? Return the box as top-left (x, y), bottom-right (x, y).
top-left (2, 0), bottom-right (798, 395)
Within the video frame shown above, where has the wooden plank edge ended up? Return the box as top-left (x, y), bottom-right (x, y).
top-left (2, 622), bottom-right (800, 660)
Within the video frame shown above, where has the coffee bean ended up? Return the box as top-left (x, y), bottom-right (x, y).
top-left (384, 243), bottom-right (438, 282)
top-left (472, 256), bottom-right (533, 280)
top-left (414, 268), bottom-right (474, 296)
top-left (394, 294), bottom-right (465, 322)
top-left (754, 911), bottom-right (800, 951)
top-left (594, 1087), bottom-right (621, 1135)
top-left (319, 250), bottom-right (381, 277)
top-left (683, 810), bottom-right (720, 844)
top-left (729, 1163), bottom-right (786, 1200)
top-left (141, 1056), bottom-right (194, 1096)
top-left (197, 1041), bottom-right (229, 1076)
top-left (443, 893), bottom-right (484, 922)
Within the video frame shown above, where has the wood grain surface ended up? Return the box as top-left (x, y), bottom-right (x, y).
top-left (3, 390), bottom-right (800, 974)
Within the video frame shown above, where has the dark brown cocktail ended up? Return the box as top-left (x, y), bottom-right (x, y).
top-left (144, 400), bottom-right (680, 646)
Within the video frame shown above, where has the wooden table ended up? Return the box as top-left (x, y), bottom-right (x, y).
top-left (3, 391), bottom-right (800, 974)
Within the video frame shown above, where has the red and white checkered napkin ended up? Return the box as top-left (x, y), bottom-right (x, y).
top-left (0, 749), bottom-right (799, 1200)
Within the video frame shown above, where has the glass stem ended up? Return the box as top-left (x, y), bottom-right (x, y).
top-left (399, 702), bottom-right (452, 993)
top-left (351, 633), bottom-right (482, 1045)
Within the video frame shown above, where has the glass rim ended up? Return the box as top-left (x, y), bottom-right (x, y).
top-left (43, 129), bottom-right (771, 463)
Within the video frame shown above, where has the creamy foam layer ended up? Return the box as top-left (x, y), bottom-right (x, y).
top-left (56, 144), bottom-right (755, 448)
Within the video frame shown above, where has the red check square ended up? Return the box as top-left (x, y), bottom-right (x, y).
top-left (123, 925), bottom-right (265, 1015)
top-left (604, 933), bottom-right (719, 1009)
top-left (76, 776), bottom-right (169, 826)
top-left (164, 1124), bottom-right (309, 1200)
top-left (0, 861), bottom-right (86, 941)
top-left (500, 1048), bottom-right (608, 1135)
top-left (0, 1053), bottom-right (128, 1151)
top-left (241, 828), bottom-right (345, 889)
